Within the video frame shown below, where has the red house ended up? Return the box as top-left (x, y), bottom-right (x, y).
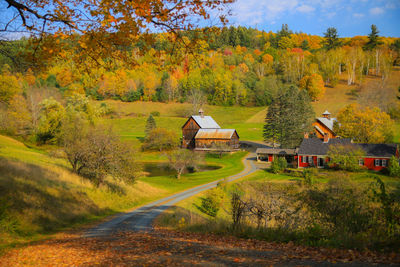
top-left (297, 134), bottom-right (399, 171)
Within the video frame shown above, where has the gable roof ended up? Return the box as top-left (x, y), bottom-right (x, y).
top-left (298, 138), bottom-right (352, 155)
top-left (256, 148), bottom-right (297, 155)
top-left (298, 138), bottom-right (398, 158)
top-left (355, 143), bottom-right (398, 158)
top-left (195, 129), bottom-right (237, 139)
top-left (191, 115), bottom-right (221, 129)
top-left (316, 117), bottom-right (337, 132)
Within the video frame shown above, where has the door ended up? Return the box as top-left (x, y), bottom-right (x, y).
top-left (318, 157), bottom-right (324, 167)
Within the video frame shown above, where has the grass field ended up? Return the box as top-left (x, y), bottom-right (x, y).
top-left (0, 135), bottom-right (247, 251)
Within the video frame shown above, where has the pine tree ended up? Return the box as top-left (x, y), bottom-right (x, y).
top-left (145, 114), bottom-right (157, 136)
top-left (323, 27), bottom-right (342, 50)
top-left (364, 24), bottom-right (383, 50)
top-left (263, 86), bottom-right (314, 148)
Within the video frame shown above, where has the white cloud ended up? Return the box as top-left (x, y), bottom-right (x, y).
top-left (353, 13), bottom-right (364, 18)
top-left (369, 7), bottom-right (385, 15)
top-left (297, 5), bottom-right (315, 13)
top-left (231, 0), bottom-right (299, 24)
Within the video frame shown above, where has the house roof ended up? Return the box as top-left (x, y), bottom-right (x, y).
top-left (298, 137), bottom-right (398, 158)
top-left (316, 117), bottom-right (337, 132)
top-left (314, 125), bottom-right (325, 135)
top-left (191, 115), bottom-right (221, 129)
top-left (195, 129), bottom-right (237, 139)
top-left (256, 148), bottom-right (297, 155)
top-left (298, 138), bottom-right (352, 155)
top-left (355, 143), bottom-right (398, 158)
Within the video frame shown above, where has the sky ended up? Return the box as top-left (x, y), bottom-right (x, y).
top-left (226, 0), bottom-right (400, 37)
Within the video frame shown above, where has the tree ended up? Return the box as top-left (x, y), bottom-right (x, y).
top-left (166, 149), bottom-right (202, 179)
top-left (263, 86), bottom-right (314, 148)
top-left (62, 121), bottom-right (139, 186)
top-left (36, 97), bottom-right (65, 144)
top-left (327, 144), bottom-right (365, 171)
top-left (364, 25), bottom-right (383, 51)
top-left (334, 104), bottom-right (394, 143)
top-left (2, 0), bottom-right (234, 66)
top-left (323, 27), bottom-right (342, 50)
top-left (388, 155), bottom-right (400, 178)
top-left (142, 128), bottom-right (178, 151)
top-left (299, 73), bottom-right (325, 101)
top-left (0, 67), bottom-right (21, 104)
top-left (145, 114), bottom-right (157, 136)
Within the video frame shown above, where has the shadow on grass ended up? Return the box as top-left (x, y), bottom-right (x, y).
top-left (0, 157), bottom-right (115, 237)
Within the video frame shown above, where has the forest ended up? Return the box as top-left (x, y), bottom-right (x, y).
top-left (1, 24), bottom-right (399, 110)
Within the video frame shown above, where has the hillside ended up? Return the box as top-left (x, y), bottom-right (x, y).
top-left (0, 135), bottom-right (246, 250)
top-left (99, 67), bottom-right (400, 146)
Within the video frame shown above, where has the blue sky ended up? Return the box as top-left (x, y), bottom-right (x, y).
top-left (226, 0), bottom-right (400, 37)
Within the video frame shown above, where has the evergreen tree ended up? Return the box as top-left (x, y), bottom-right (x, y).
top-left (323, 27), bottom-right (342, 50)
top-left (364, 24), bottom-right (383, 50)
top-left (263, 86), bottom-right (314, 148)
top-left (145, 114), bottom-right (157, 136)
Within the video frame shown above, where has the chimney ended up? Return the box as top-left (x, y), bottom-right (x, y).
top-left (304, 132), bottom-right (309, 139)
top-left (323, 133), bottom-right (329, 143)
top-left (199, 108), bottom-right (204, 118)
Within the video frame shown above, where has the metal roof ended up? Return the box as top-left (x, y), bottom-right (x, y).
top-left (191, 115), bottom-right (221, 129)
top-left (316, 117), bottom-right (337, 131)
top-left (322, 110), bottom-right (331, 115)
top-left (195, 129), bottom-right (236, 139)
top-left (256, 148), bottom-right (297, 155)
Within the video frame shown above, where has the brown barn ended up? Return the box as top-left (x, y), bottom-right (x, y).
top-left (312, 110), bottom-right (338, 139)
top-left (182, 109), bottom-right (239, 151)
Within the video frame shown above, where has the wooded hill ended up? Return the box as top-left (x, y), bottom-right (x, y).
top-left (1, 25), bottom-right (399, 108)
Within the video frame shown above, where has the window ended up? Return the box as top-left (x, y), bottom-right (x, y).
top-left (358, 159), bottom-right (364, 166)
top-left (302, 156), bottom-right (306, 163)
top-left (374, 159), bottom-right (380, 166)
top-left (308, 156), bottom-right (313, 164)
top-left (382, 159), bottom-right (387, 167)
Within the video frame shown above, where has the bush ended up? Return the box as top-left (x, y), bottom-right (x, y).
top-left (150, 111), bottom-right (160, 117)
top-left (388, 156), bottom-right (400, 177)
top-left (270, 157), bottom-right (287, 173)
top-left (195, 188), bottom-right (224, 218)
top-left (327, 144), bottom-right (365, 172)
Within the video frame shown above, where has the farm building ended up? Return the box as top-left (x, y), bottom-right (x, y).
top-left (312, 110), bottom-right (338, 139)
top-left (182, 109), bottom-right (240, 151)
top-left (297, 134), bottom-right (399, 171)
top-left (256, 148), bottom-right (297, 165)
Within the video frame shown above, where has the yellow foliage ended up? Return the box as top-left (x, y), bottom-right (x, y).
top-left (299, 74), bottom-right (325, 101)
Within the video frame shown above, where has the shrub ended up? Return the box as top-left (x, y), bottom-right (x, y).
top-left (270, 157), bottom-right (287, 174)
top-left (150, 111), bottom-right (160, 117)
top-left (327, 144), bottom-right (365, 171)
top-left (388, 156), bottom-right (400, 177)
top-left (195, 188), bottom-right (224, 218)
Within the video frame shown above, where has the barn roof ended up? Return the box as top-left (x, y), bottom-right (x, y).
top-left (256, 148), bottom-right (297, 155)
top-left (322, 110), bottom-right (331, 115)
top-left (195, 129), bottom-right (237, 139)
top-left (316, 117), bottom-right (337, 131)
top-left (191, 115), bottom-right (221, 129)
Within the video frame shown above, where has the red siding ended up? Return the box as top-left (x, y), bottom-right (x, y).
top-left (364, 158), bottom-right (389, 171)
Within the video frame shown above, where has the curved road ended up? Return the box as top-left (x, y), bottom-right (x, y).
top-left (84, 153), bottom-right (257, 237)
